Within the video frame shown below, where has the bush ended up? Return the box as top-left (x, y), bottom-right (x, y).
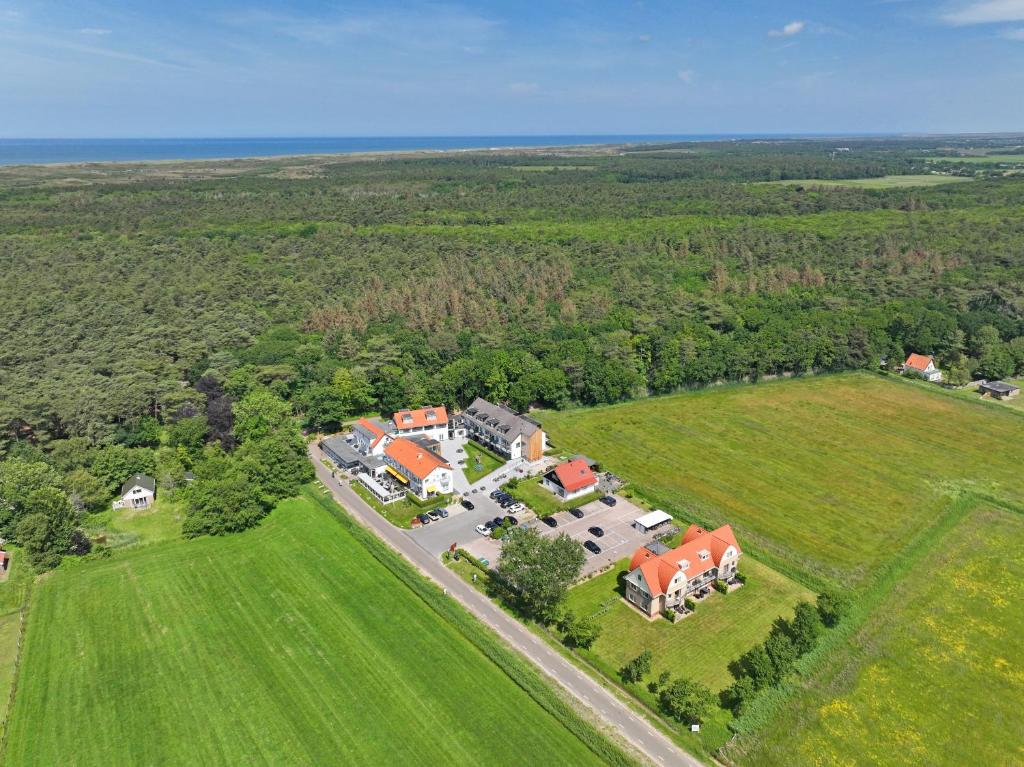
top-left (816, 589), bottom-right (851, 627)
top-left (713, 579), bottom-right (728, 594)
top-left (663, 608), bottom-right (677, 621)
top-left (648, 670), bottom-right (671, 694)
top-left (560, 611), bottom-right (602, 649)
top-left (659, 678), bottom-right (714, 725)
top-left (735, 571), bottom-right (748, 584)
top-left (620, 650), bottom-right (652, 684)
top-left (723, 675), bottom-right (757, 717)
top-left (790, 600), bottom-right (824, 654)
top-left (684, 597), bottom-right (696, 612)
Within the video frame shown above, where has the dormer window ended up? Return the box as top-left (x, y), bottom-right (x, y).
top-left (402, 414), bottom-right (412, 424)
top-left (699, 550), bottom-right (710, 561)
top-left (426, 410), bottom-right (436, 421)
top-left (679, 559), bottom-right (689, 571)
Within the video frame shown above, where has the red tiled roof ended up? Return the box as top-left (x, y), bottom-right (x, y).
top-left (552, 459), bottom-right (598, 494)
top-left (384, 438), bottom-right (451, 480)
top-left (355, 417), bottom-right (388, 448)
top-left (629, 525), bottom-right (741, 596)
top-left (904, 353), bottom-right (934, 371)
top-left (393, 406), bottom-right (449, 430)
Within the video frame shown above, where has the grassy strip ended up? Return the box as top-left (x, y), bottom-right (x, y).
top-left (0, 572), bottom-right (34, 754)
top-left (507, 477), bottom-right (603, 519)
top-left (462, 440), bottom-right (506, 484)
top-left (349, 481), bottom-right (449, 528)
top-left (725, 491), bottom-right (980, 742)
top-left (305, 487), bottom-right (641, 767)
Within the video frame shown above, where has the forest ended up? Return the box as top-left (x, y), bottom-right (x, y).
top-left (1, 136), bottom-right (1023, 558)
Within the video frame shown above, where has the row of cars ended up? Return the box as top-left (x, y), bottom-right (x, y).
top-left (474, 488), bottom-right (527, 536)
top-left (414, 507), bottom-right (450, 526)
top-left (538, 499), bottom-right (617, 556)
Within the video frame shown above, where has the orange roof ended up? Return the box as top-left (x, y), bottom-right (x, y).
top-left (355, 417), bottom-right (388, 448)
top-left (904, 353), bottom-right (934, 371)
top-left (629, 524), bottom-right (741, 596)
top-left (552, 459), bottom-right (598, 494)
top-left (393, 406), bottom-right (449, 430)
top-left (384, 438), bottom-right (451, 480)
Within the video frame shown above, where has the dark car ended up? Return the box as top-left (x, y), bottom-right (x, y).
top-left (461, 499), bottom-right (475, 511)
top-left (583, 540), bottom-right (602, 555)
top-left (483, 519), bottom-right (497, 531)
top-left (599, 495), bottom-right (617, 506)
top-left (491, 517), bottom-right (504, 528)
top-left (490, 489), bottom-right (502, 499)
top-left (588, 526), bottom-right (605, 537)
top-left (503, 515), bottom-right (519, 527)
top-left (437, 507), bottom-right (450, 519)
top-left (569, 507), bottom-right (584, 519)
top-left (417, 513), bottom-right (431, 525)
top-left (542, 516), bottom-right (558, 528)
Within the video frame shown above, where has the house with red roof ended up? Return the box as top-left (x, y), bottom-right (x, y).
top-left (623, 524), bottom-right (741, 617)
top-left (382, 437), bottom-right (454, 499)
top-left (392, 406), bottom-right (449, 442)
top-left (541, 458), bottom-right (599, 501)
top-left (350, 417), bottom-right (394, 456)
top-left (903, 353), bottom-right (943, 383)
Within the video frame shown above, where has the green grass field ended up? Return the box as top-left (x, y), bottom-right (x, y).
top-left (922, 154), bottom-right (1024, 164)
top-left (766, 175), bottom-right (973, 188)
top-left (540, 373), bottom-right (1024, 588)
top-left (83, 499), bottom-right (184, 548)
top-left (3, 489), bottom-right (623, 767)
top-left (507, 476), bottom-right (602, 518)
top-left (462, 440), bottom-right (506, 484)
top-left (0, 550), bottom-right (32, 735)
top-left (727, 504), bottom-right (1024, 766)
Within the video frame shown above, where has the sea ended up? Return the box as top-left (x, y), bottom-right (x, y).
top-left (0, 135), bottom-right (791, 166)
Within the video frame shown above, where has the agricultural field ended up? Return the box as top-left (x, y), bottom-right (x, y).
top-left (3, 489), bottom-right (623, 767)
top-left (540, 373), bottom-right (1024, 588)
top-left (727, 504), bottom-right (1024, 767)
top-left (765, 174), bottom-right (973, 188)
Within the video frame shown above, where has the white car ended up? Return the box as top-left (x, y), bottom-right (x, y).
top-left (509, 503), bottom-right (525, 513)
top-left (474, 524), bottom-right (490, 536)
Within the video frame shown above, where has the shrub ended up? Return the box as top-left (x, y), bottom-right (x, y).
top-left (723, 675), bottom-right (757, 717)
top-left (505, 477), bottom-right (520, 490)
top-left (648, 670), bottom-right (671, 694)
top-left (684, 597), bottom-right (696, 612)
top-left (663, 608), bottom-right (677, 621)
top-left (560, 611), bottom-right (602, 649)
top-left (713, 579), bottom-right (728, 594)
top-left (790, 600), bottom-right (824, 654)
top-left (620, 650), bottom-right (652, 684)
top-left (735, 571), bottom-right (748, 584)
top-left (816, 589), bottom-right (851, 627)
top-left (659, 678), bottom-right (714, 725)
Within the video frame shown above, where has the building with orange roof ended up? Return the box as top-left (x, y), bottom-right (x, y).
top-left (623, 524), bottom-right (742, 617)
top-left (351, 417), bottom-right (393, 456)
top-left (903, 353), bottom-right (943, 382)
top-left (541, 458), bottom-right (599, 501)
top-left (383, 437), bottom-right (454, 499)
top-left (392, 405), bottom-right (450, 442)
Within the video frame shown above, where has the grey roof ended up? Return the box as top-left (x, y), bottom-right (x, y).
top-left (463, 397), bottom-right (542, 440)
top-left (121, 474), bottom-right (156, 496)
top-left (352, 417), bottom-right (393, 441)
top-left (645, 541), bottom-right (672, 556)
top-left (981, 380), bottom-right (1020, 394)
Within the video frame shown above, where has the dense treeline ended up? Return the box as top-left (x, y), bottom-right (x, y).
top-left (2, 138), bottom-right (1023, 455)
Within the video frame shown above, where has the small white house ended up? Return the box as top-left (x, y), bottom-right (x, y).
top-left (904, 353), bottom-right (943, 383)
top-left (113, 474), bottom-right (156, 510)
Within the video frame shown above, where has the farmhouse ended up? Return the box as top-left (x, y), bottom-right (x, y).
top-left (979, 380), bottom-right (1020, 400)
top-left (542, 458), bottom-right (599, 501)
top-left (461, 397), bottom-right (547, 461)
top-left (623, 524), bottom-right (741, 617)
top-left (903, 353), bottom-right (943, 382)
top-left (392, 406), bottom-right (449, 442)
top-left (382, 437), bottom-right (454, 500)
top-left (112, 474), bottom-right (156, 510)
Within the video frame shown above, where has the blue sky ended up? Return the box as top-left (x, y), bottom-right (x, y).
top-left (1, 0), bottom-right (1023, 137)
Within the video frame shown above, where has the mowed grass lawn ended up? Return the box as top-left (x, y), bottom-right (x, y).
top-left (727, 505), bottom-right (1024, 767)
top-left (765, 175), bottom-right (973, 188)
top-left (540, 373), bottom-right (1024, 587)
top-left (508, 476), bottom-right (602, 518)
top-left (462, 440), bottom-right (505, 484)
top-left (4, 491), bottom-right (613, 767)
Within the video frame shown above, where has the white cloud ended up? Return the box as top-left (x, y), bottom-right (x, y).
top-left (1002, 26), bottom-right (1024, 36)
top-left (78, 28), bottom-right (112, 36)
top-left (507, 81), bottom-right (539, 94)
top-left (769, 20), bottom-right (805, 37)
top-left (676, 69), bottom-right (695, 83)
top-left (943, 0), bottom-right (1024, 24)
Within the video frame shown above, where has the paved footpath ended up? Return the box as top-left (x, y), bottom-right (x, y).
top-left (309, 445), bottom-right (702, 767)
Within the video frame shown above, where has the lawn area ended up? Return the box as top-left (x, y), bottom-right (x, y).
top-left (461, 440), bottom-right (506, 484)
top-left (350, 481), bottom-right (449, 528)
top-left (539, 373), bottom-right (1024, 589)
top-left (4, 488), bottom-right (626, 767)
top-left (507, 476), bottom-right (602, 518)
top-left (725, 504), bottom-right (1024, 767)
top-left (83, 498), bottom-right (184, 548)
top-left (0, 551), bottom-right (32, 736)
top-left (922, 154), bottom-right (1024, 164)
top-left (765, 175), bottom-right (973, 188)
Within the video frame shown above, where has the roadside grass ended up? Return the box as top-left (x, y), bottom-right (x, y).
top-left (349, 480), bottom-right (449, 528)
top-left (82, 498), bottom-right (184, 549)
top-left (3, 488), bottom-right (632, 767)
top-left (507, 476), bottom-right (602, 518)
top-left (725, 503), bottom-right (1024, 767)
top-left (761, 175), bottom-right (973, 189)
top-left (539, 373), bottom-right (1024, 589)
top-left (461, 440), bottom-right (505, 484)
top-left (0, 551), bottom-right (32, 741)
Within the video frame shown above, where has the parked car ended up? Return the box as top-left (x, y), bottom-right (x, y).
top-left (503, 515), bottom-right (519, 527)
top-left (509, 503), bottom-right (525, 513)
top-left (482, 520), bottom-right (496, 531)
top-left (491, 517), bottom-right (504, 528)
top-left (479, 558), bottom-right (490, 568)
top-left (588, 526), bottom-right (605, 537)
top-left (542, 517), bottom-right (558, 528)
top-left (437, 507), bottom-right (450, 518)
top-left (583, 540), bottom-right (602, 555)
top-left (569, 507), bottom-right (584, 519)
top-left (599, 495), bottom-right (617, 506)
top-left (461, 499), bottom-right (475, 511)
top-left (489, 489), bottom-right (502, 499)
top-left (417, 513), bottom-right (431, 525)
top-left (427, 510), bottom-right (441, 521)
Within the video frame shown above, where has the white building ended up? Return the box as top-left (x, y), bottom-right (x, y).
top-left (112, 474), bottom-right (156, 510)
top-left (461, 398), bottom-right (546, 461)
top-left (903, 353), bottom-right (943, 383)
top-left (541, 458), bottom-right (599, 501)
top-left (391, 406), bottom-right (449, 442)
top-left (383, 438), bottom-right (454, 500)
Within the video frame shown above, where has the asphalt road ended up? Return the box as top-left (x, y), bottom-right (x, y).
top-left (309, 444), bottom-right (702, 767)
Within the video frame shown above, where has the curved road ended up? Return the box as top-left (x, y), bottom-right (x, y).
top-left (309, 445), bottom-right (701, 767)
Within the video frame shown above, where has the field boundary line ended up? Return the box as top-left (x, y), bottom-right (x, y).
top-left (0, 574), bottom-right (35, 761)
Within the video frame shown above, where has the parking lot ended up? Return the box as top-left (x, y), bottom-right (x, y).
top-left (535, 495), bottom-right (656, 577)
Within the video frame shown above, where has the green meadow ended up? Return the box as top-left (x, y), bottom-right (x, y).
top-left (3, 489), bottom-right (630, 767)
top-left (765, 174), bottom-right (973, 188)
top-left (727, 504), bottom-right (1024, 766)
top-left (540, 373), bottom-right (1024, 588)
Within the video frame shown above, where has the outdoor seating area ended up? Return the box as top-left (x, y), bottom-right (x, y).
top-left (357, 472), bottom-right (406, 505)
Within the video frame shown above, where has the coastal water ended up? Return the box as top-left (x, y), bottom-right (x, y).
top-left (0, 134), bottom-right (783, 166)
